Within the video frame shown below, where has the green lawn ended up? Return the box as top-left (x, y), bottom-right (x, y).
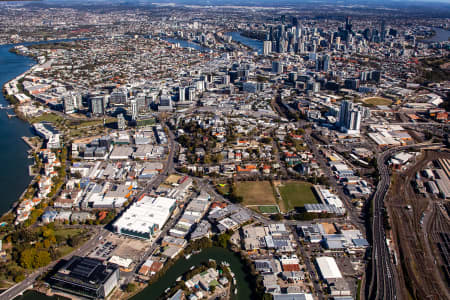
top-left (53, 228), bottom-right (85, 240)
top-left (30, 113), bottom-right (64, 124)
top-left (258, 205), bottom-right (280, 214)
top-left (57, 246), bottom-right (75, 257)
top-left (278, 181), bottom-right (318, 212)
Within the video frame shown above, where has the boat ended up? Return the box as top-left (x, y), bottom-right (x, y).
top-left (164, 288), bottom-right (170, 293)
top-left (185, 253), bottom-right (192, 259)
top-left (176, 276), bottom-right (182, 282)
top-left (190, 266), bottom-right (195, 270)
top-left (234, 288), bottom-right (237, 294)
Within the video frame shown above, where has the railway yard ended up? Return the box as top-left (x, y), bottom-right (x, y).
top-left (387, 150), bottom-right (450, 300)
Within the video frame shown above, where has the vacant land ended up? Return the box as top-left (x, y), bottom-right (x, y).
top-left (235, 181), bottom-right (278, 206)
top-left (278, 181), bottom-right (317, 212)
top-left (165, 174), bottom-right (182, 184)
top-left (362, 97), bottom-right (393, 106)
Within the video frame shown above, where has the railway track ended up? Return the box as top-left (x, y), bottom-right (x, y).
top-left (368, 144), bottom-right (444, 300)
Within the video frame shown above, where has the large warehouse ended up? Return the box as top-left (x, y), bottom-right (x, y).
top-left (315, 256), bottom-right (343, 280)
top-left (113, 195), bottom-right (176, 239)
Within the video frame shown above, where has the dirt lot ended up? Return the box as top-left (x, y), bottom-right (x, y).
top-left (165, 174), bottom-right (182, 184)
top-left (235, 181), bottom-right (279, 207)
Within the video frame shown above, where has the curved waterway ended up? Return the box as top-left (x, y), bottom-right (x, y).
top-left (162, 37), bottom-right (211, 52)
top-left (423, 27), bottom-right (450, 43)
top-left (228, 32), bottom-right (263, 54)
top-left (132, 247), bottom-right (252, 300)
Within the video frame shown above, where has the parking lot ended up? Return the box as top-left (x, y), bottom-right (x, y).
top-left (89, 232), bottom-right (152, 262)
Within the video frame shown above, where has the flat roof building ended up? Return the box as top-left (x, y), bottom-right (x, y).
top-left (48, 256), bottom-right (120, 299)
top-left (113, 195), bottom-right (176, 239)
top-left (315, 256), bottom-right (343, 281)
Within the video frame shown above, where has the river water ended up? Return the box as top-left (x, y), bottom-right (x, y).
top-left (423, 27), bottom-right (450, 43)
top-left (162, 37), bottom-right (211, 52)
top-left (131, 247), bottom-right (252, 300)
top-left (228, 32), bottom-right (264, 54)
top-left (0, 44), bottom-right (35, 215)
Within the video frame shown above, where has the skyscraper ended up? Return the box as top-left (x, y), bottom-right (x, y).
top-left (130, 99), bottom-right (138, 121)
top-left (63, 91), bottom-right (82, 114)
top-left (339, 100), bottom-right (361, 134)
top-left (263, 40), bottom-right (272, 55)
top-left (178, 87), bottom-right (186, 101)
top-left (90, 96), bottom-right (105, 116)
top-left (272, 61), bottom-right (283, 74)
top-left (117, 113), bottom-right (126, 130)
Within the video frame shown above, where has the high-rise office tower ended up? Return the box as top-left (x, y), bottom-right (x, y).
top-left (263, 40), bottom-right (272, 55)
top-left (272, 61), bottom-right (283, 74)
top-left (130, 99), bottom-right (138, 121)
top-left (178, 87), bottom-right (186, 101)
top-left (90, 96), bottom-right (105, 115)
top-left (188, 87), bottom-right (196, 101)
top-left (63, 91), bottom-right (82, 114)
top-left (117, 113), bottom-right (126, 130)
top-left (339, 100), bottom-right (361, 134)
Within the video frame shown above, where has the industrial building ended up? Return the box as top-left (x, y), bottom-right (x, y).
top-left (113, 195), bottom-right (176, 239)
top-left (315, 256), bottom-right (343, 281)
top-left (48, 256), bottom-right (120, 299)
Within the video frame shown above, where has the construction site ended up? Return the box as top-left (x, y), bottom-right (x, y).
top-left (386, 150), bottom-right (450, 300)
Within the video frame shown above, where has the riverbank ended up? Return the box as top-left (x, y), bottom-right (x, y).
top-left (129, 246), bottom-right (254, 300)
top-left (0, 43), bottom-right (37, 216)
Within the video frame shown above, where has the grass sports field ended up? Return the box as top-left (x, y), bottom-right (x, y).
top-left (278, 181), bottom-right (318, 212)
top-left (258, 205), bottom-right (280, 214)
top-left (362, 97), bottom-right (393, 106)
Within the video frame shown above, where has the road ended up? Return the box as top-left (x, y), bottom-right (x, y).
top-left (290, 226), bottom-right (324, 300)
top-left (0, 227), bottom-right (108, 300)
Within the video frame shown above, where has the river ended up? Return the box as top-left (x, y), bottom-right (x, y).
top-left (131, 247), bottom-right (252, 300)
top-left (163, 33), bottom-right (264, 54)
top-left (0, 38), bottom-right (91, 217)
top-left (228, 32), bottom-right (264, 54)
top-left (423, 27), bottom-right (450, 43)
top-left (162, 37), bottom-right (211, 52)
top-left (0, 44), bottom-right (35, 215)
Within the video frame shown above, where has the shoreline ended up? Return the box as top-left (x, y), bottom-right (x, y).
top-left (0, 44), bottom-right (39, 219)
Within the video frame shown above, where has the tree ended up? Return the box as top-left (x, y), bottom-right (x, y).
top-left (216, 233), bottom-right (231, 249)
top-left (14, 274), bottom-right (25, 283)
top-left (271, 214), bottom-right (283, 221)
top-left (34, 250), bottom-right (51, 268)
top-left (125, 283), bottom-right (137, 293)
top-left (20, 248), bottom-right (35, 269)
